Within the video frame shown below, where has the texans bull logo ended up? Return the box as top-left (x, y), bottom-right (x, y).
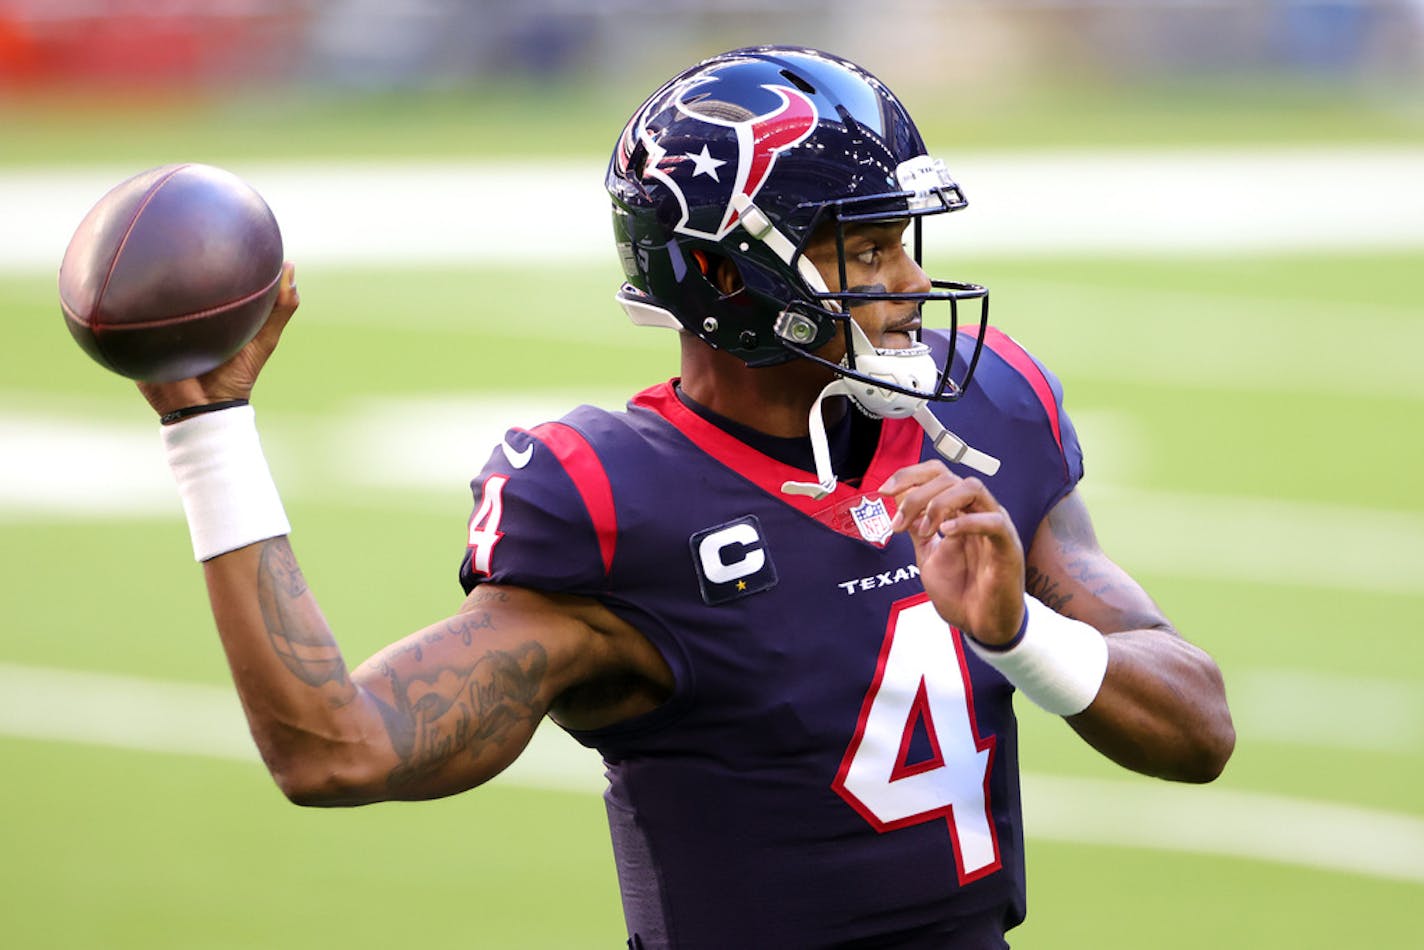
top-left (632, 80), bottom-right (819, 241)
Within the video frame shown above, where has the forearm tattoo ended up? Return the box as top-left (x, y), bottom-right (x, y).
top-left (257, 539), bottom-right (356, 703)
top-left (1032, 500), bottom-right (1173, 634)
top-left (1025, 565), bottom-right (1074, 613)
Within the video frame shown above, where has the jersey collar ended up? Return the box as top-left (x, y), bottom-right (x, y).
top-left (631, 380), bottom-right (924, 519)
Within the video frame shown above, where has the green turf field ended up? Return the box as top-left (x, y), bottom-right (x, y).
top-left (2, 82), bottom-right (1421, 947)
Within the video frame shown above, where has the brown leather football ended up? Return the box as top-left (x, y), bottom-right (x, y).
top-left (59, 163), bottom-right (283, 382)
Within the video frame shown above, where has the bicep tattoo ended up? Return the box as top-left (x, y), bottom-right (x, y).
top-left (372, 611), bottom-right (549, 791)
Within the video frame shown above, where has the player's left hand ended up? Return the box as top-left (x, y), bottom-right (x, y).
top-left (878, 461), bottom-right (1025, 646)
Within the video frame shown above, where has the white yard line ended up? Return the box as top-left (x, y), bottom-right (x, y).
top-left (1229, 668), bottom-right (1424, 753)
top-left (1, 660), bottom-right (1420, 885)
top-left (7, 146), bottom-right (1424, 275)
top-left (1022, 773), bottom-right (1424, 887)
top-left (1078, 483), bottom-right (1424, 596)
top-left (3, 399), bottom-right (1421, 596)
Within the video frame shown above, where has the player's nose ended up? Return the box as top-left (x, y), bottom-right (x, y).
top-left (892, 249), bottom-right (932, 296)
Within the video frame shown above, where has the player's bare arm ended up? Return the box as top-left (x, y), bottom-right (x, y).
top-left (139, 265), bottom-right (668, 805)
top-left (1025, 490), bottom-right (1235, 782)
top-left (203, 538), bottom-right (664, 805)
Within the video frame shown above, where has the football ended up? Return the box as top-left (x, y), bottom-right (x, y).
top-left (58, 163), bottom-right (284, 383)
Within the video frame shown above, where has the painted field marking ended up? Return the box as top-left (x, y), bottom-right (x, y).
top-left (1077, 482), bottom-right (1424, 596)
top-left (1230, 669), bottom-right (1424, 753)
top-left (3, 400), bottom-right (1420, 596)
top-left (6, 146), bottom-right (1423, 275)
top-left (979, 277), bottom-right (1424, 402)
top-left (1, 661), bottom-right (1420, 885)
top-left (1022, 773), bottom-right (1424, 886)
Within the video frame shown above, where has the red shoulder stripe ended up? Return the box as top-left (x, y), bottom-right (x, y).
top-left (977, 326), bottom-right (1065, 460)
top-left (528, 421), bottom-right (617, 576)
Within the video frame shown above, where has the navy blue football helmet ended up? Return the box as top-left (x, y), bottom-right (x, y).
top-left (606, 45), bottom-right (988, 406)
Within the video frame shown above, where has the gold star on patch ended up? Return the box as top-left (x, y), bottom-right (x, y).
top-left (736, 580), bottom-right (747, 590)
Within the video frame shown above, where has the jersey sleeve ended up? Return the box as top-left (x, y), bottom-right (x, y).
top-left (458, 421), bottom-right (614, 596)
top-left (950, 326), bottom-right (1085, 537)
top-left (993, 327), bottom-right (1083, 502)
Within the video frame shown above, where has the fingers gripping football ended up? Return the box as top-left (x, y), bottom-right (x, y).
top-left (879, 462), bottom-right (1026, 646)
top-left (137, 262), bottom-right (300, 418)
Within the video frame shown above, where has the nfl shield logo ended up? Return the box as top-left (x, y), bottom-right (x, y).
top-left (850, 496), bottom-right (894, 545)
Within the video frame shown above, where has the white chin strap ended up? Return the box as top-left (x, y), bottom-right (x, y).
top-left (780, 321), bottom-right (1000, 500)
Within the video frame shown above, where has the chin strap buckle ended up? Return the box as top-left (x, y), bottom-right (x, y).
top-left (913, 404), bottom-right (1001, 476)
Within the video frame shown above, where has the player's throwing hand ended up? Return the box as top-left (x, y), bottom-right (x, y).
top-left (136, 262), bottom-right (300, 419)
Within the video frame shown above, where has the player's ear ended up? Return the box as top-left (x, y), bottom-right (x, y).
top-left (695, 252), bottom-right (743, 298)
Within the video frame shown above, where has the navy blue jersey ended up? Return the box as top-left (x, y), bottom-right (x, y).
top-left (458, 327), bottom-right (1083, 948)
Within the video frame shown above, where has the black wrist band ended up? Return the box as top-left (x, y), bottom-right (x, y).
top-left (159, 399), bottom-right (250, 426)
top-left (967, 608), bottom-right (1031, 654)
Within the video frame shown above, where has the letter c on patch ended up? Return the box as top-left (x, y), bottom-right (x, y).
top-left (698, 522), bottom-right (765, 583)
top-left (690, 515), bottom-right (777, 605)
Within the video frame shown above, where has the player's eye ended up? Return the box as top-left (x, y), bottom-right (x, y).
top-left (854, 244), bottom-right (880, 266)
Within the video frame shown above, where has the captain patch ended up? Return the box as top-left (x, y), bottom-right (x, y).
top-left (690, 515), bottom-right (778, 605)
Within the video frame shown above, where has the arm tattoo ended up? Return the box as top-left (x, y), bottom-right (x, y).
top-left (384, 613), bottom-right (493, 664)
top-left (1025, 565), bottom-right (1074, 613)
top-left (374, 615), bottom-right (548, 790)
top-left (1033, 496), bottom-right (1173, 633)
top-left (1028, 497), bottom-right (1110, 619)
top-left (256, 539), bottom-right (355, 701)
top-left (469, 586), bottom-right (510, 605)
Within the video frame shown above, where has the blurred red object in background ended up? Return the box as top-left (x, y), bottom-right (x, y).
top-left (0, 2), bottom-right (304, 92)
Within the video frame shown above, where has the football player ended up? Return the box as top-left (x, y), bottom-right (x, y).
top-left (141, 46), bottom-right (1234, 948)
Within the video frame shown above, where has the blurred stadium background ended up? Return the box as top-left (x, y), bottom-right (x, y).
top-left (2, 1), bottom-right (1422, 947)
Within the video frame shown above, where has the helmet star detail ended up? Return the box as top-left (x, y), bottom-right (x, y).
top-left (636, 80), bottom-right (819, 242)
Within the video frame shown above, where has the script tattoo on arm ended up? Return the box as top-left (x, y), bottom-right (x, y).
top-left (1030, 494), bottom-right (1173, 634)
top-left (256, 539), bottom-right (357, 705)
top-left (372, 609), bottom-right (549, 791)
top-left (1025, 564), bottom-right (1074, 614)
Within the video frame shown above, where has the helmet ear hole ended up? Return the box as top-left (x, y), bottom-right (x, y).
top-left (627, 141), bottom-right (650, 180)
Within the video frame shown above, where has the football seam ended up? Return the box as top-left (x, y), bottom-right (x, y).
top-left (90, 163), bottom-right (192, 332)
top-left (89, 269), bottom-right (282, 332)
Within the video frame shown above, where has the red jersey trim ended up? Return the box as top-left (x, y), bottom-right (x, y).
top-left (631, 380), bottom-right (923, 517)
top-left (527, 421), bottom-right (618, 576)
top-left (978, 326), bottom-right (1066, 464)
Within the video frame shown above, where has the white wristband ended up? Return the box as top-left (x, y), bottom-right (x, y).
top-left (162, 404), bottom-right (290, 562)
top-left (965, 594), bottom-right (1109, 716)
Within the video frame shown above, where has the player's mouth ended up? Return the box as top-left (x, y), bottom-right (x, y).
top-left (878, 315), bottom-right (922, 350)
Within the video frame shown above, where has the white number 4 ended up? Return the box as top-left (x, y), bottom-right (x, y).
top-left (833, 596), bottom-right (1002, 885)
top-left (466, 474), bottom-right (509, 576)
